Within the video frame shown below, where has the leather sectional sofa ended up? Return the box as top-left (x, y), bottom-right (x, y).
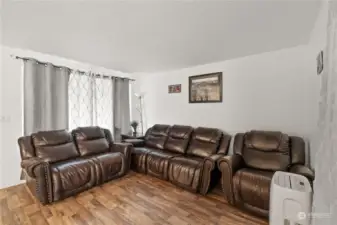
top-left (129, 124), bottom-right (231, 194)
top-left (218, 130), bottom-right (314, 217)
top-left (18, 124), bottom-right (314, 219)
top-left (18, 126), bottom-right (132, 204)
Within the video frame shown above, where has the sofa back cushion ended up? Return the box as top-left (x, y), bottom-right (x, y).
top-left (72, 126), bottom-right (110, 156)
top-left (145, 124), bottom-right (170, 149)
top-left (234, 130), bottom-right (291, 171)
top-left (32, 130), bottom-right (79, 163)
top-left (164, 125), bottom-right (193, 153)
top-left (186, 127), bottom-right (222, 158)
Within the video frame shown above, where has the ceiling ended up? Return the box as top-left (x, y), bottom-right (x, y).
top-left (2, 0), bottom-right (321, 73)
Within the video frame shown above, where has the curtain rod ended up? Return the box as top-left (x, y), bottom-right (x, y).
top-left (11, 55), bottom-right (135, 81)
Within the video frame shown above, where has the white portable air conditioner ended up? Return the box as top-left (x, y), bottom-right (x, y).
top-left (270, 171), bottom-right (312, 225)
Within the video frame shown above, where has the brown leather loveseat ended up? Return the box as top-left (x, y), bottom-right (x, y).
top-left (130, 124), bottom-right (231, 194)
top-left (18, 126), bottom-right (132, 204)
top-left (218, 130), bottom-right (314, 217)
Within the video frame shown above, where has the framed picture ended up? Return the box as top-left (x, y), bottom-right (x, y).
top-left (317, 50), bottom-right (324, 75)
top-left (168, 84), bottom-right (181, 93)
top-left (189, 72), bottom-right (222, 103)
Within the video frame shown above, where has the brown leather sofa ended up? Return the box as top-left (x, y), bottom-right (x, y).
top-left (18, 126), bottom-right (132, 204)
top-left (218, 130), bottom-right (314, 217)
top-left (130, 124), bottom-right (231, 194)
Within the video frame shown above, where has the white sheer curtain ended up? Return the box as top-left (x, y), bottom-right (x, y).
top-left (94, 75), bottom-right (113, 129)
top-left (69, 72), bottom-right (93, 129)
top-left (68, 72), bottom-right (113, 131)
top-left (68, 72), bottom-right (130, 140)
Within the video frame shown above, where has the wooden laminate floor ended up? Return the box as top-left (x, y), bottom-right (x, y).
top-left (0, 172), bottom-right (268, 225)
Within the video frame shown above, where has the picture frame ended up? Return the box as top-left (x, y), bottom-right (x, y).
top-left (189, 72), bottom-right (222, 103)
top-left (168, 84), bottom-right (181, 93)
top-left (317, 50), bottom-right (324, 75)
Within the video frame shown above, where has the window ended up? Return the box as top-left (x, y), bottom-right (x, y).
top-left (68, 72), bottom-right (113, 131)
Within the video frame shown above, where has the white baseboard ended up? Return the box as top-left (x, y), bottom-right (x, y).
top-left (0, 180), bottom-right (26, 190)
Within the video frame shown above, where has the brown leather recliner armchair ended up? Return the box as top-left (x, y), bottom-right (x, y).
top-left (131, 124), bottom-right (231, 194)
top-left (18, 126), bottom-right (132, 204)
top-left (218, 130), bottom-right (314, 217)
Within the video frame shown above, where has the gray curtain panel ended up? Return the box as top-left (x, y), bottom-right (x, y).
top-left (112, 78), bottom-right (130, 141)
top-left (23, 59), bottom-right (70, 135)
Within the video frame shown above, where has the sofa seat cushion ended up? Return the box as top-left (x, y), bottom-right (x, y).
top-left (233, 168), bottom-right (274, 211)
top-left (168, 156), bottom-right (204, 192)
top-left (91, 152), bottom-right (124, 184)
top-left (131, 147), bottom-right (153, 173)
top-left (146, 150), bottom-right (181, 180)
top-left (51, 158), bottom-right (96, 201)
top-left (133, 147), bottom-right (157, 154)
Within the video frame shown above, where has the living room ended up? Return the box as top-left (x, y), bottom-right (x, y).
top-left (0, 0), bottom-right (335, 225)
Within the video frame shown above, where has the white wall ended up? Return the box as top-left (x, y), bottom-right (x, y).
top-left (0, 45), bottom-right (132, 189)
top-left (308, 0), bottom-right (328, 171)
top-left (307, 2), bottom-right (335, 223)
top-left (0, 46), bottom-right (23, 189)
top-left (309, 0), bottom-right (328, 51)
top-left (134, 45), bottom-right (320, 161)
top-left (0, 46), bottom-right (3, 187)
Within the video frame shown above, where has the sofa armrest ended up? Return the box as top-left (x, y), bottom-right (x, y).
top-left (21, 157), bottom-right (52, 204)
top-left (111, 143), bottom-right (133, 173)
top-left (124, 139), bottom-right (145, 147)
top-left (289, 164), bottom-right (315, 181)
top-left (217, 155), bottom-right (244, 204)
top-left (217, 155), bottom-right (244, 174)
top-left (21, 157), bottom-right (48, 178)
top-left (205, 153), bottom-right (225, 164)
top-left (199, 154), bottom-right (225, 195)
top-left (111, 143), bottom-right (132, 157)
top-left (218, 134), bottom-right (232, 155)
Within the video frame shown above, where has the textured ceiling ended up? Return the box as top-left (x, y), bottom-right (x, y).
top-left (2, 0), bottom-right (321, 73)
